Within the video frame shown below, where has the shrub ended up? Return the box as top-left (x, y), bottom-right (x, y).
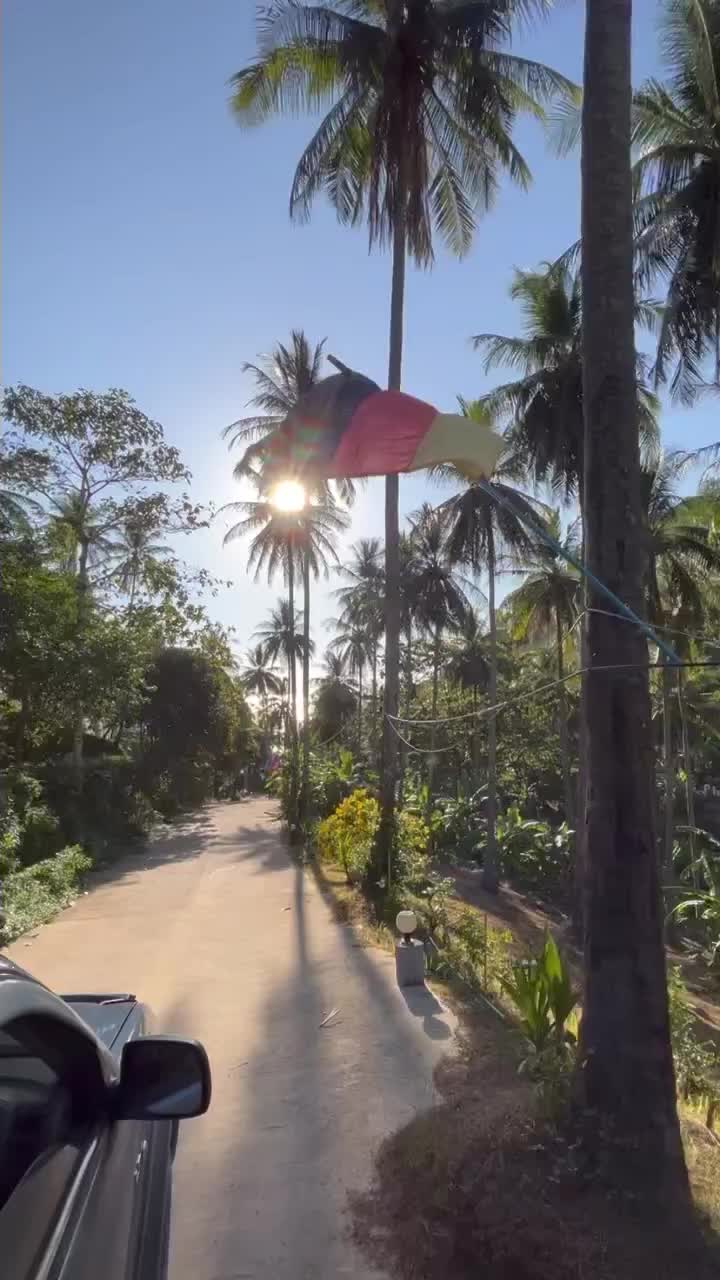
top-left (316, 788), bottom-right (380, 883)
top-left (445, 908), bottom-right (512, 993)
top-left (501, 933), bottom-right (577, 1053)
top-left (395, 810), bottom-right (431, 890)
top-left (497, 806), bottom-right (572, 892)
top-left (1, 845), bottom-right (93, 943)
top-left (17, 804), bottom-right (64, 866)
top-left (0, 804), bottom-right (21, 878)
top-left (668, 967), bottom-right (719, 1127)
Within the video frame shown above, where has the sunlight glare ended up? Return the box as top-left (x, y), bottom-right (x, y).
top-left (271, 479), bottom-right (307, 512)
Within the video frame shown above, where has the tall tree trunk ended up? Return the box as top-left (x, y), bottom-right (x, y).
top-left (483, 530), bottom-right (499, 892)
top-left (398, 619), bottom-right (413, 807)
top-left (677, 670), bottom-right (699, 889)
top-left (379, 172), bottom-right (407, 887)
top-left (428, 625), bottom-right (442, 799)
top-left (357, 657), bottom-right (364, 748)
top-left (371, 642), bottom-right (378, 761)
top-left (471, 685), bottom-right (480, 783)
top-left (661, 665), bottom-right (675, 884)
top-left (572, 503), bottom-right (588, 937)
top-left (72, 535), bottom-right (91, 783)
top-left (556, 605), bottom-right (574, 826)
top-left (287, 553), bottom-right (297, 741)
top-left (301, 546), bottom-right (311, 822)
top-left (579, 0), bottom-right (687, 1193)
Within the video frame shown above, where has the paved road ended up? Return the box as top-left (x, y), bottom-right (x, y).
top-left (8, 799), bottom-right (455, 1280)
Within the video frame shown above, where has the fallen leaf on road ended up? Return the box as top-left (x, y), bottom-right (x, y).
top-left (319, 1007), bottom-right (340, 1028)
top-left (281, 906), bottom-right (291, 912)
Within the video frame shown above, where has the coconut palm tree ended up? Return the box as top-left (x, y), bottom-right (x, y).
top-left (472, 260), bottom-right (659, 502)
top-left (241, 643), bottom-right (283, 729)
top-left (223, 329), bottom-right (354, 504)
top-left (313, 649), bottom-right (357, 742)
top-left (642, 456), bottom-right (720, 877)
top-left (503, 512), bottom-right (581, 823)
top-left (579, 0), bottom-right (688, 1190)
top-left (105, 519), bottom-right (172, 609)
top-left (331, 620), bottom-right (374, 748)
top-left (409, 503), bottom-right (472, 795)
top-left (440, 410), bottom-right (542, 891)
top-left (445, 608), bottom-right (490, 780)
top-left (231, 0), bottom-right (578, 864)
top-left (632, 0), bottom-right (720, 402)
top-left (221, 496), bottom-right (348, 736)
top-left (334, 538), bottom-right (385, 740)
top-left (254, 599), bottom-right (314, 738)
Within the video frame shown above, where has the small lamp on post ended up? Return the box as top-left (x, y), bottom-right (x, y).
top-left (394, 909), bottom-right (425, 988)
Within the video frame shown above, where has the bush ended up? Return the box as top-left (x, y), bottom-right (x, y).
top-left (316, 788), bottom-right (380, 883)
top-left (1, 845), bottom-right (93, 944)
top-left (668, 967), bottom-right (719, 1127)
top-left (17, 804), bottom-right (64, 866)
top-left (0, 805), bottom-right (21, 878)
top-left (395, 810), bottom-right (431, 890)
top-left (497, 806), bottom-right (572, 892)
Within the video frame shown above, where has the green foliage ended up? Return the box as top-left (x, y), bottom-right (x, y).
top-left (497, 806), bottom-right (573, 892)
top-left (1, 845), bottom-right (92, 944)
top-left (501, 933), bottom-right (577, 1053)
top-left (444, 908), bottom-right (512, 992)
top-left (308, 748), bottom-right (356, 819)
top-left (316, 788), bottom-right (380, 883)
top-left (668, 968), bottom-right (720, 1120)
top-left (430, 787), bottom-right (488, 860)
top-left (395, 810), bottom-right (431, 890)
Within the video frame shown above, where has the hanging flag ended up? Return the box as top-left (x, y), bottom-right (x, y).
top-left (262, 371), bottom-right (503, 482)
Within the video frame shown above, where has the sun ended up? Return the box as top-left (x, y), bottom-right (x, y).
top-left (271, 479), bottom-right (307, 513)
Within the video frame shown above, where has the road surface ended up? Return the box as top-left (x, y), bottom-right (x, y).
top-left (8, 798), bottom-right (455, 1280)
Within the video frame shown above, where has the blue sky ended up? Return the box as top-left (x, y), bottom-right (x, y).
top-left (4, 0), bottom-right (718, 663)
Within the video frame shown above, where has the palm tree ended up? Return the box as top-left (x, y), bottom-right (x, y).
top-left (445, 608), bottom-right (490, 780)
top-left (503, 512), bottom-right (581, 823)
top-left (579, 0), bottom-right (688, 1191)
top-left (632, 0), bottom-right (720, 401)
top-left (442, 417), bottom-right (542, 892)
top-left (106, 519), bottom-right (172, 609)
top-left (223, 329), bottom-right (354, 504)
top-left (313, 649), bottom-right (357, 742)
top-left (241, 643), bottom-right (283, 728)
top-left (334, 538), bottom-right (385, 740)
top-left (221, 496), bottom-right (348, 737)
top-left (231, 0), bottom-right (577, 866)
top-left (642, 456), bottom-right (720, 877)
top-left (409, 503), bottom-right (471, 794)
top-left (254, 598), bottom-right (314, 738)
top-left (472, 260), bottom-right (659, 502)
top-left (331, 620), bottom-right (374, 748)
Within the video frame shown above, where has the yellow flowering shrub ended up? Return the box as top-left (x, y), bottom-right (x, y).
top-left (316, 788), bottom-right (380, 882)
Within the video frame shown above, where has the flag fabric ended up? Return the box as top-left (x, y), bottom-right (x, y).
top-left (263, 371), bottom-right (503, 482)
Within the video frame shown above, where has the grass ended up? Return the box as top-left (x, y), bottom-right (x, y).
top-left (0, 845), bottom-right (92, 944)
top-left (310, 858), bottom-right (395, 953)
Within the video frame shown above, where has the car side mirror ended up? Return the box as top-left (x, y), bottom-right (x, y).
top-left (114, 1036), bottom-right (211, 1120)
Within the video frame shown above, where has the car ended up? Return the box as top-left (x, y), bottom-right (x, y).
top-left (0, 954), bottom-right (211, 1280)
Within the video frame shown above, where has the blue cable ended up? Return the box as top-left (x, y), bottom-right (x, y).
top-left (474, 477), bottom-right (681, 667)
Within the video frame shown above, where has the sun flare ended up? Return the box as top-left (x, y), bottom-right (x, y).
top-left (270, 479), bottom-right (307, 513)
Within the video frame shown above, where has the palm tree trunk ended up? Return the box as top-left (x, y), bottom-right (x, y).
top-left (371, 642), bottom-right (378, 756)
top-left (72, 535), bottom-right (91, 784)
top-left (398, 619), bottom-right (413, 807)
top-left (357, 658), bottom-right (364, 748)
top-left (379, 165), bottom-right (407, 887)
top-left (579, 0), bottom-right (687, 1194)
top-left (483, 529), bottom-right (499, 892)
top-left (556, 605), bottom-right (574, 827)
top-left (428, 625), bottom-right (442, 799)
top-left (661, 664), bottom-right (675, 884)
top-left (677, 670), bottom-right (699, 889)
top-left (287, 552), bottom-right (297, 741)
top-left (472, 685), bottom-right (480, 783)
top-left (302, 546), bottom-right (311, 821)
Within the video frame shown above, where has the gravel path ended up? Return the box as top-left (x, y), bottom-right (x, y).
top-left (8, 798), bottom-right (456, 1280)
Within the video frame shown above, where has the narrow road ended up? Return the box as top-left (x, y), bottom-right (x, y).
top-left (8, 799), bottom-right (455, 1280)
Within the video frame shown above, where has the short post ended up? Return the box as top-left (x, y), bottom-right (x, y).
top-left (394, 909), bottom-right (426, 988)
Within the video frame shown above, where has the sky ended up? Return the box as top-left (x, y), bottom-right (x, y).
top-left (4, 0), bottom-right (719, 669)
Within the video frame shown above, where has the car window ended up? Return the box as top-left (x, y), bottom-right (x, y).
top-left (0, 1025), bottom-right (82, 1209)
